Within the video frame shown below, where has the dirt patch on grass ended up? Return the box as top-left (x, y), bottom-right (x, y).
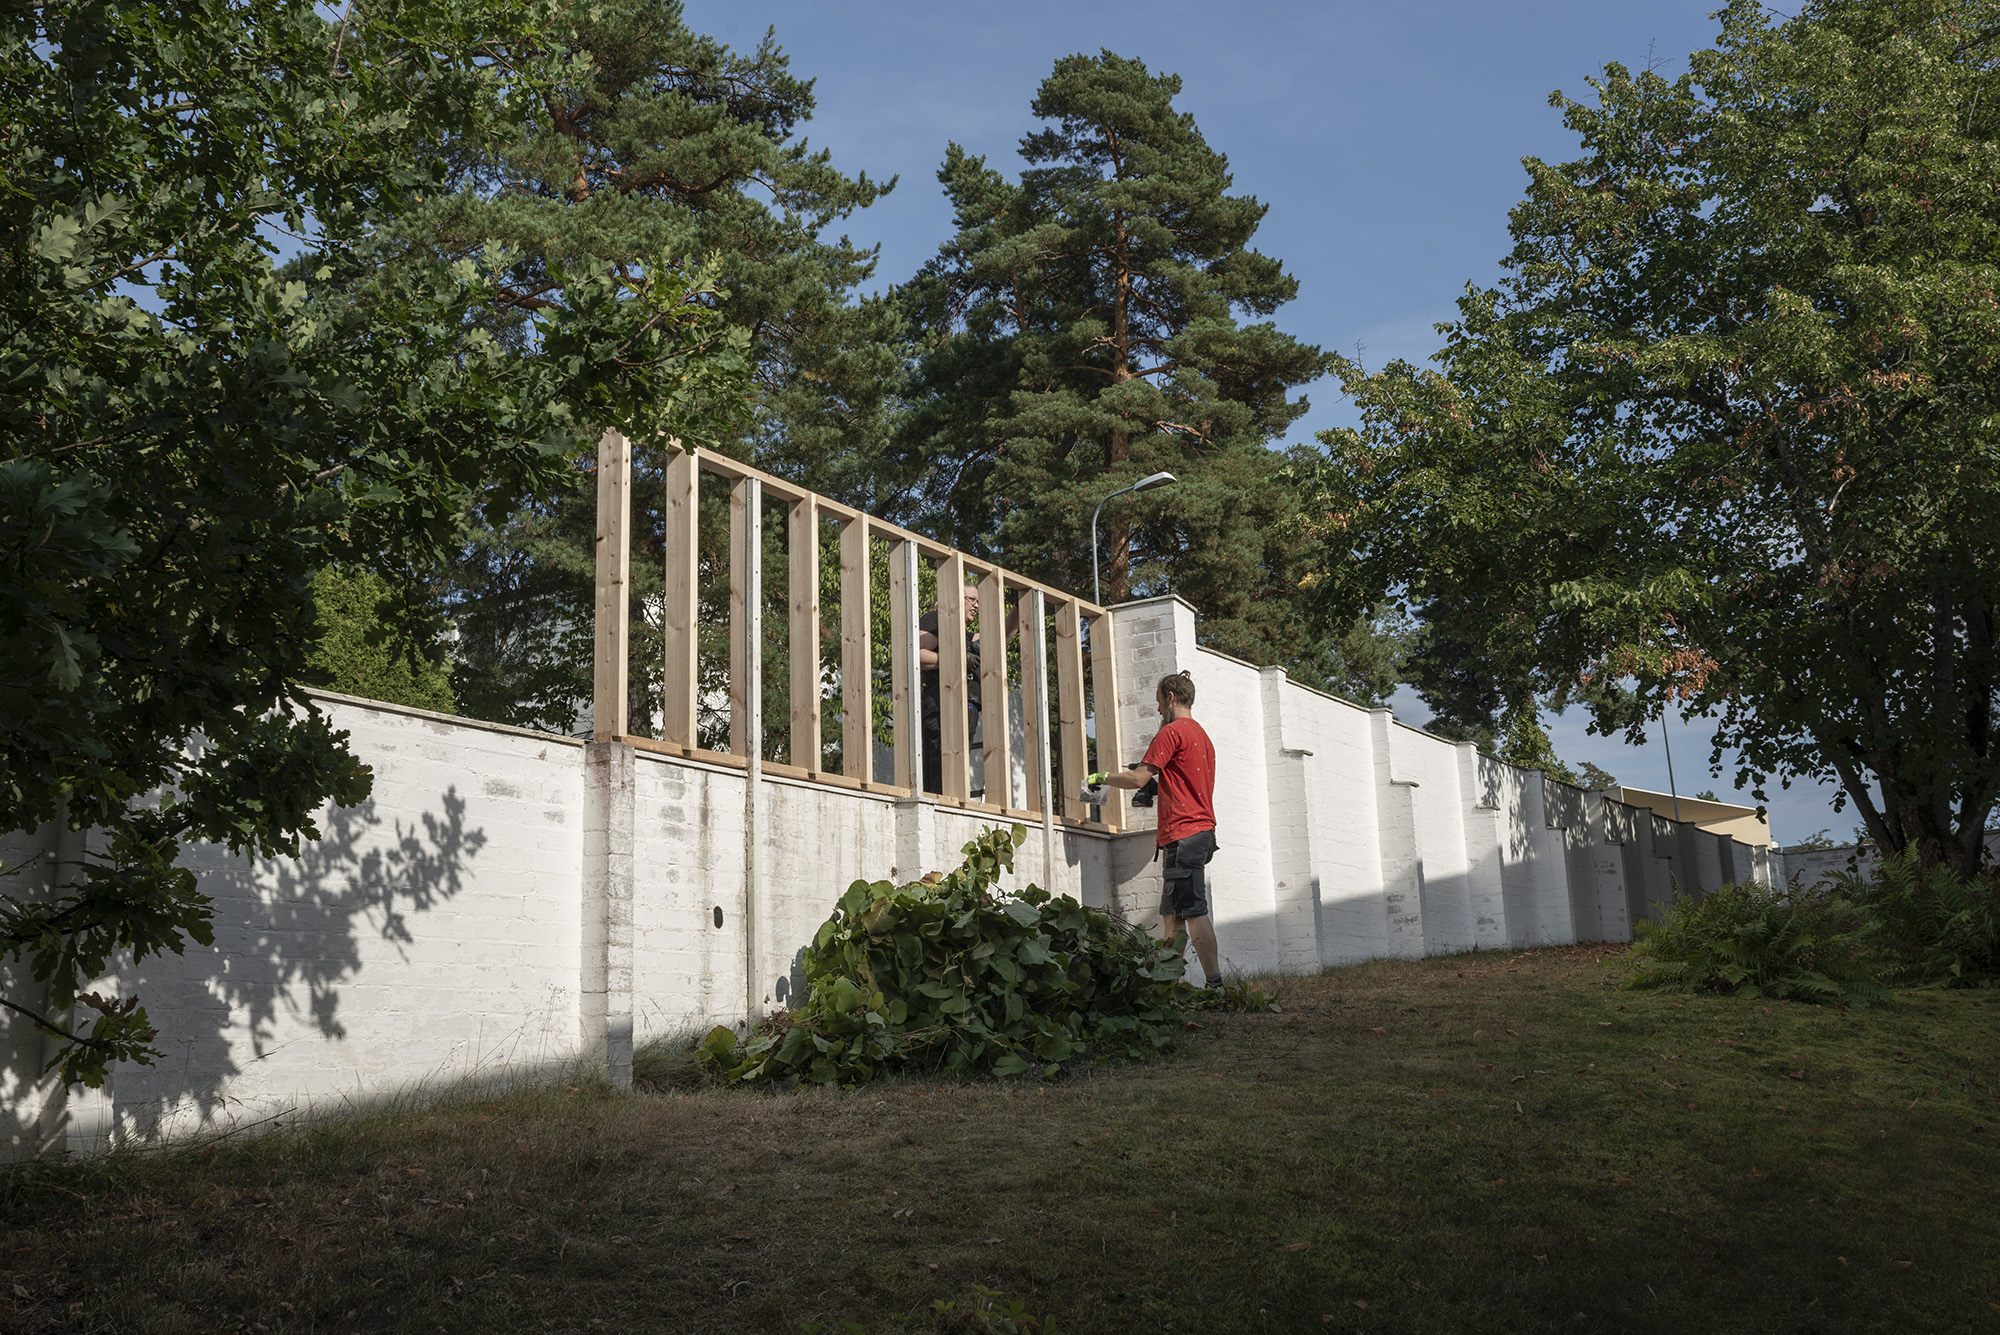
top-left (5, 947), bottom-right (1997, 1333)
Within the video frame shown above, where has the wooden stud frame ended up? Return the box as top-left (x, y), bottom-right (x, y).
top-left (614, 441), bottom-right (1118, 825)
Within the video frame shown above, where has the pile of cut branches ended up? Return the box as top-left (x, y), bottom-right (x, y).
top-left (700, 826), bottom-right (1222, 1085)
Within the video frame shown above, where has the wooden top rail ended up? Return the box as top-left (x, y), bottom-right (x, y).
top-left (673, 441), bottom-right (1109, 618)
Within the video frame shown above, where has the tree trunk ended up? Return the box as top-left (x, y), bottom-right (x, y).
top-left (1825, 585), bottom-right (1999, 879)
top-left (1957, 598), bottom-right (1996, 877)
top-left (1107, 205), bottom-right (1131, 604)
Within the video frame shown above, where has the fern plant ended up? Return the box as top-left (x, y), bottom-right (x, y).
top-left (1622, 883), bottom-right (1885, 1004)
top-left (1839, 848), bottom-right (2000, 988)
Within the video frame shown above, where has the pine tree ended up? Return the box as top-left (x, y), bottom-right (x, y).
top-left (303, 568), bottom-right (456, 715)
top-left (894, 52), bottom-right (1329, 660)
top-left (401, 0), bottom-right (899, 490)
top-left (397, 0), bottom-right (901, 725)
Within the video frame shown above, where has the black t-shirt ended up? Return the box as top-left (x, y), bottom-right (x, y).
top-left (919, 609), bottom-right (981, 712)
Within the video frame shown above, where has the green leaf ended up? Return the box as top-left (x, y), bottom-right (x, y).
top-left (34, 213), bottom-right (83, 263)
top-left (826, 977), bottom-right (866, 1016)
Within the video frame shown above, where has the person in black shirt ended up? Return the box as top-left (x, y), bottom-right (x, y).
top-left (919, 581), bottom-right (981, 796)
top-left (918, 580), bottom-right (1016, 796)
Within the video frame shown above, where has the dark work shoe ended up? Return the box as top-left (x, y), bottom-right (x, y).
top-left (1203, 975), bottom-right (1223, 990)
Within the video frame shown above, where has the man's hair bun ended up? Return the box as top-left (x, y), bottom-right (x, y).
top-left (1158, 671), bottom-right (1196, 707)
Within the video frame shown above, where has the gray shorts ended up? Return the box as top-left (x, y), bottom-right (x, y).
top-left (1159, 829), bottom-right (1218, 921)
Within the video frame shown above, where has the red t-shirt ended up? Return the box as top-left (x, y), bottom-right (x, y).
top-left (1142, 716), bottom-right (1216, 847)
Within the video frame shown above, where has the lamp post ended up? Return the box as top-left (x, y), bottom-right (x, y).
top-left (1659, 702), bottom-right (1683, 823)
top-left (1091, 471), bottom-right (1177, 605)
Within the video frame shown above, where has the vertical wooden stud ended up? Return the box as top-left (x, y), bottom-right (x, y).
top-left (788, 497), bottom-right (821, 772)
top-left (728, 477), bottom-right (754, 757)
top-left (840, 517), bottom-right (872, 782)
top-left (592, 428), bottom-right (630, 741)
top-left (938, 553), bottom-right (970, 801)
top-left (661, 440), bottom-right (698, 748)
top-left (978, 567), bottom-right (1010, 806)
top-left (739, 476), bottom-right (763, 1017)
top-left (1019, 587), bottom-right (1047, 815)
top-left (1025, 589), bottom-right (1056, 882)
top-left (890, 537), bottom-right (915, 790)
top-left (1055, 598), bottom-right (1088, 822)
top-left (1091, 611), bottom-right (1124, 831)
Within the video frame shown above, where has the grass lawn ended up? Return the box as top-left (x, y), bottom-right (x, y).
top-left (3, 945), bottom-right (1997, 1334)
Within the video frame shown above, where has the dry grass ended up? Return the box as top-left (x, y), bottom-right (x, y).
top-left (4, 945), bottom-right (1997, 1334)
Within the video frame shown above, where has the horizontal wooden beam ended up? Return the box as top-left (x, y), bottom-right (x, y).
top-left (618, 735), bottom-right (917, 796)
top-left (687, 449), bottom-right (812, 503)
top-left (662, 440), bottom-right (1107, 618)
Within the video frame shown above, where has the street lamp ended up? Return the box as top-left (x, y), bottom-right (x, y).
top-left (1658, 701), bottom-right (1683, 823)
top-left (1091, 471), bottom-right (1177, 605)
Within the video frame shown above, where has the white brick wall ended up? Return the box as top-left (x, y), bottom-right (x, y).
top-left (631, 755), bottom-right (750, 1035)
top-left (48, 697), bottom-right (588, 1154)
top-left (4, 600), bottom-right (1764, 1157)
top-left (1101, 596), bottom-right (1762, 976)
top-left (1299, 692), bottom-right (1389, 966)
top-left (0, 688), bottom-right (1130, 1157)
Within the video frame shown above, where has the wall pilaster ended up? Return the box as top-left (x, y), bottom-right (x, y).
top-left (1371, 709), bottom-right (1427, 958)
top-left (581, 741), bottom-right (635, 1087)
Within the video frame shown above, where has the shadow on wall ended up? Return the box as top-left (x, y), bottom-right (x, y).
top-left (97, 786), bottom-right (486, 1141)
top-left (0, 827), bottom-right (64, 1159)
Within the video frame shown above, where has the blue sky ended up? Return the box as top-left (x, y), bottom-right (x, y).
top-left (677, 0), bottom-right (1854, 842)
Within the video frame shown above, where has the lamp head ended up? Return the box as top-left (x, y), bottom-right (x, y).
top-left (1132, 471), bottom-right (1177, 493)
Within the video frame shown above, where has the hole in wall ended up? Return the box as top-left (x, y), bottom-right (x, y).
top-left (712, 905), bottom-right (725, 929)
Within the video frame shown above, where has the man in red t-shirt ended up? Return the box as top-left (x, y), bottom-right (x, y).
top-left (1087, 671), bottom-right (1222, 989)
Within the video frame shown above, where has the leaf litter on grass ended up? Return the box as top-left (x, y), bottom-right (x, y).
top-left (3, 947), bottom-right (1998, 1333)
